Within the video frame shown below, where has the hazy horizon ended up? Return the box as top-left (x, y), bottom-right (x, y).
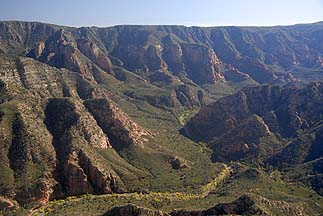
top-left (1, 0), bottom-right (323, 27)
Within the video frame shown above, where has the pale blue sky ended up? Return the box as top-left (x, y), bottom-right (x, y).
top-left (1, 0), bottom-right (323, 27)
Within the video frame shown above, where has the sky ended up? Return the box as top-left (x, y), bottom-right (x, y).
top-left (0, 0), bottom-right (323, 27)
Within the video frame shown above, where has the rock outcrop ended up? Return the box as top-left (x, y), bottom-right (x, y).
top-left (63, 150), bottom-right (122, 196)
top-left (84, 98), bottom-right (151, 150)
top-left (0, 56), bottom-right (149, 206)
top-left (181, 43), bottom-right (224, 84)
top-left (183, 82), bottom-right (323, 161)
top-left (44, 98), bottom-right (127, 196)
top-left (175, 85), bottom-right (205, 107)
top-left (211, 115), bottom-right (274, 161)
top-left (2, 21), bottom-right (323, 87)
top-left (28, 29), bottom-right (98, 81)
top-left (2, 20), bottom-right (323, 213)
top-left (76, 37), bottom-right (112, 73)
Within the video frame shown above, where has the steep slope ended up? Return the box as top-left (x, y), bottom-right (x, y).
top-left (183, 82), bottom-right (323, 160)
top-left (1, 21), bottom-right (323, 112)
top-left (0, 56), bottom-right (219, 212)
top-left (2, 21), bottom-right (323, 215)
top-left (0, 56), bottom-right (153, 205)
top-left (183, 81), bottom-right (323, 194)
top-left (0, 21), bottom-right (244, 110)
top-left (2, 21), bottom-right (323, 88)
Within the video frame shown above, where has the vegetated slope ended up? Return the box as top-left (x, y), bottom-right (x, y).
top-left (2, 21), bottom-right (323, 81)
top-left (0, 57), bottom-right (147, 203)
top-left (1, 21), bottom-right (323, 215)
top-left (1, 21), bottom-right (323, 109)
top-left (0, 56), bottom-right (220, 212)
top-left (31, 164), bottom-right (323, 216)
top-left (183, 81), bottom-right (323, 195)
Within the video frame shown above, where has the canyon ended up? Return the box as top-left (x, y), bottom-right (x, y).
top-left (0, 21), bottom-right (323, 215)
